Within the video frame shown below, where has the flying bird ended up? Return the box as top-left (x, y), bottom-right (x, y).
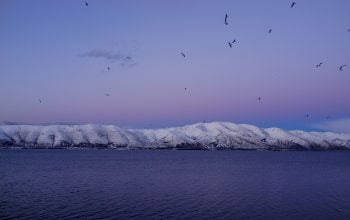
top-left (85, 2), bottom-right (88, 6)
top-left (339, 65), bottom-right (347, 71)
top-left (38, 99), bottom-right (42, 103)
top-left (316, 62), bottom-right (323, 68)
top-left (105, 94), bottom-right (110, 97)
top-left (305, 114), bottom-right (310, 118)
top-left (268, 29), bottom-right (272, 33)
top-left (291, 2), bottom-right (296, 8)
top-left (181, 53), bottom-right (186, 58)
top-left (261, 138), bottom-right (267, 143)
top-left (258, 97), bottom-right (262, 101)
top-left (347, 29), bottom-right (350, 32)
top-left (228, 40), bottom-right (237, 48)
top-left (224, 14), bottom-right (228, 25)
top-left (184, 88), bottom-right (187, 91)
top-left (107, 66), bottom-right (110, 71)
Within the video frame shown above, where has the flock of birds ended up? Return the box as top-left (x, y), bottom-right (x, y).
top-left (37, 1), bottom-right (348, 125)
top-left (177, 1), bottom-right (348, 121)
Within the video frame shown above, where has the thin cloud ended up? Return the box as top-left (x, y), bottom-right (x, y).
top-left (120, 61), bottom-right (138, 68)
top-left (0, 121), bottom-right (80, 126)
top-left (313, 118), bottom-right (350, 133)
top-left (79, 48), bottom-right (137, 67)
top-left (80, 49), bottom-right (129, 61)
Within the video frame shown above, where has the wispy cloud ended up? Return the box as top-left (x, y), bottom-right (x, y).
top-left (79, 46), bottom-right (138, 67)
top-left (120, 61), bottom-right (138, 68)
top-left (313, 118), bottom-right (350, 133)
top-left (0, 121), bottom-right (80, 126)
top-left (80, 49), bottom-right (129, 61)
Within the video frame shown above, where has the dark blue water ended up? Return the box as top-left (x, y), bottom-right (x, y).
top-left (1, 150), bottom-right (350, 220)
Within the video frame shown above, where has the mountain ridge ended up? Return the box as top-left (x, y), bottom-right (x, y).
top-left (1, 122), bottom-right (349, 150)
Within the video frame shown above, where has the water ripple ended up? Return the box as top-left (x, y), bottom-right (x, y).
top-left (1, 150), bottom-right (350, 220)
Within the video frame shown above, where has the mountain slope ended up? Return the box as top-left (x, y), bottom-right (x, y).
top-left (0, 122), bottom-right (349, 150)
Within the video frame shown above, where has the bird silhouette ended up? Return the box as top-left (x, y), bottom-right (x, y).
top-left (85, 2), bottom-right (88, 6)
top-left (339, 65), bottom-right (347, 71)
top-left (224, 14), bottom-right (228, 25)
top-left (316, 62), bottom-right (323, 68)
top-left (38, 99), bottom-right (42, 103)
top-left (181, 53), bottom-right (186, 58)
top-left (228, 40), bottom-right (236, 48)
top-left (261, 138), bottom-right (267, 142)
top-left (107, 66), bottom-right (110, 71)
top-left (184, 88), bottom-right (187, 91)
top-left (291, 2), bottom-right (296, 8)
top-left (105, 94), bottom-right (110, 97)
top-left (347, 29), bottom-right (350, 32)
top-left (258, 97), bottom-right (262, 101)
top-left (268, 29), bottom-right (272, 33)
top-left (306, 114), bottom-right (310, 118)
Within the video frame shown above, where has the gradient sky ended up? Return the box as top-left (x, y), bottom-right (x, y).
top-left (0, 0), bottom-right (350, 130)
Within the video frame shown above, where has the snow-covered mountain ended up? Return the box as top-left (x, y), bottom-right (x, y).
top-left (1, 122), bottom-right (350, 150)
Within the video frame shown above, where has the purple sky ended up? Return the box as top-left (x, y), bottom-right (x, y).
top-left (0, 0), bottom-right (350, 130)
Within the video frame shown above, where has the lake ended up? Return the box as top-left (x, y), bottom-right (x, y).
top-left (1, 149), bottom-right (350, 220)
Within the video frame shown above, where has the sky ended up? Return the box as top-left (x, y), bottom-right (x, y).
top-left (0, 0), bottom-right (350, 131)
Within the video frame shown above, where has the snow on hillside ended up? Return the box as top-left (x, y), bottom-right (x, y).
top-left (0, 122), bottom-right (350, 150)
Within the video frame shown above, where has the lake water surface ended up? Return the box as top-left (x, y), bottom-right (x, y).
top-left (1, 149), bottom-right (350, 220)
